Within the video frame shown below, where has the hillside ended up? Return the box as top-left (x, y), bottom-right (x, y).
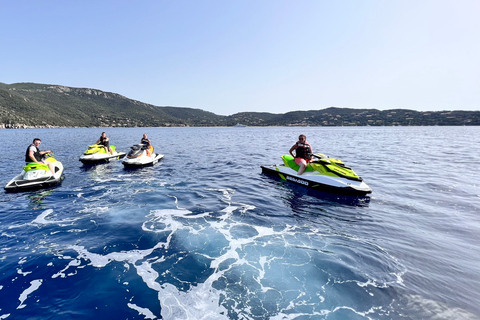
top-left (1, 82), bottom-right (479, 128)
top-left (0, 82), bottom-right (221, 128)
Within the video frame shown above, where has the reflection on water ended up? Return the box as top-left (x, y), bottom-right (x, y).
top-left (28, 190), bottom-right (53, 210)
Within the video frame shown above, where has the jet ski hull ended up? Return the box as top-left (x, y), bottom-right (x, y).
top-left (261, 164), bottom-right (372, 196)
top-left (122, 153), bottom-right (164, 168)
top-left (79, 144), bottom-right (125, 164)
top-left (79, 152), bottom-right (126, 164)
top-left (4, 161), bottom-right (64, 192)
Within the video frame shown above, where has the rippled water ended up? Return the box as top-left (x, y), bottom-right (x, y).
top-left (1, 126), bottom-right (479, 319)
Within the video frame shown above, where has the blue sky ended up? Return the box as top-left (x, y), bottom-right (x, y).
top-left (1, 0), bottom-right (479, 115)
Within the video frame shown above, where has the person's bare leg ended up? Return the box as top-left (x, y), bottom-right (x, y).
top-left (298, 163), bottom-right (306, 175)
top-left (47, 162), bottom-right (55, 175)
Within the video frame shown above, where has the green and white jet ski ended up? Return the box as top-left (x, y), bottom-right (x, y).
top-left (5, 154), bottom-right (64, 192)
top-left (79, 144), bottom-right (126, 164)
top-left (261, 153), bottom-right (372, 196)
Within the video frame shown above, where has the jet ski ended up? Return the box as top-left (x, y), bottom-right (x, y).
top-left (79, 144), bottom-right (126, 164)
top-left (261, 153), bottom-right (372, 196)
top-left (122, 143), bottom-right (164, 168)
top-left (5, 153), bottom-right (64, 192)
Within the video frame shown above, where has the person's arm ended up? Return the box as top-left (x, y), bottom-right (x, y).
top-left (39, 150), bottom-right (52, 156)
top-left (28, 149), bottom-right (38, 163)
top-left (289, 144), bottom-right (297, 157)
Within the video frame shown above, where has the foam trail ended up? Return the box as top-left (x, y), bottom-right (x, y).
top-left (127, 303), bottom-right (157, 319)
top-left (159, 283), bottom-right (228, 320)
top-left (32, 209), bottom-right (81, 226)
top-left (17, 280), bottom-right (42, 309)
top-left (32, 209), bottom-right (54, 224)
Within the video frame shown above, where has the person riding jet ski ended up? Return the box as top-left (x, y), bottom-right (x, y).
top-left (289, 134), bottom-right (313, 175)
top-left (26, 138), bottom-right (55, 174)
top-left (95, 132), bottom-right (113, 155)
top-left (5, 138), bottom-right (64, 191)
top-left (261, 134), bottom-right (372, 196)
top-left (122, 134), bottom-right (164, 168)
top-left (140, 133), bottom-right (154, 157)
top-left (79, 132), bottom-right (125, 164)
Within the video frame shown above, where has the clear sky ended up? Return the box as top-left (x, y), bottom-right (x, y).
top-left (1, 0), bottom-right (479, 115)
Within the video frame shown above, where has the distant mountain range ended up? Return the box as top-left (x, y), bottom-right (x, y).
top-left (1, 82), bottom-right (479, 128)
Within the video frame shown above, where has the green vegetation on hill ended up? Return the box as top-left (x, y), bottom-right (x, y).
top-left (0, 82), bottom-right (185, 128)
top-left (1, 82), bottom-right (479, 128)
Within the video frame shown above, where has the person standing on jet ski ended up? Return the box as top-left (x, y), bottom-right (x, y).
top-left (25, 138), bottom-right (55, 175)
top-left (289, 134), bottom-right (313, 175)
top-left (95, 132), bottom-right (113, 155)
top-left (140, 133), bottom-right (153, 156)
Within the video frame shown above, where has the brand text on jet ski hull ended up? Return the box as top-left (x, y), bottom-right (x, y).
top-left (286, 176), bottom-right (309, 186)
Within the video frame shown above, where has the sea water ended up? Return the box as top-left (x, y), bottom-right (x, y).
top-left (0, 126), bottom-right (479, 320)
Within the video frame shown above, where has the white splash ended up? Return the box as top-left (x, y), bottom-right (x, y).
top-left (17, 279), bottom-right (42, 309)
top-left (17, 269), bottom-right (32, 277)
top-left (78, 206), bottom-right (109, 214)
top-left (127, 303), bottom-right (157, 319)
top-left (52, 204), bottom-right (414, 320)
top-left (32, 209), bottom-right (54, 224)
top-left (52, 258), bottom-right (82, 278)
top-left (30, 209), bottom-right (81, 227)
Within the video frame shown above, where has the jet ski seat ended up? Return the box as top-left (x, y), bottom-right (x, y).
top-left (23, 163), bottom-right (49, 172)
top-left (281, 155), bottom-right (314, 172)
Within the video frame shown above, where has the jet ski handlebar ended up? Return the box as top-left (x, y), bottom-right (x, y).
top-left (311, 153), bottom-right (325, 159)
top-left (43, 152), bottom-right (54, 159)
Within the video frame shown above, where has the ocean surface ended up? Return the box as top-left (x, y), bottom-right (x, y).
top-left (0, 126), bottom-right (479, 320)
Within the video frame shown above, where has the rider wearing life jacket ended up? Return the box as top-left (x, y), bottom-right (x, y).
top-left (289, 134), bottom-right (313, 175)
top-left (95, 132), bottom-right (113, 155)
top-left (141, 133), bottom-right (153, 156)
top-left (25, 138), bottom-right (55, 174)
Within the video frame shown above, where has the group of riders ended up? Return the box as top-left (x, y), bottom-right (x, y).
top-left (25, 132), bottom-right (154, 175)
top-left (93, 132), bottom-right (153, 156)
top-left (26, 133), bottom-right (312, 176)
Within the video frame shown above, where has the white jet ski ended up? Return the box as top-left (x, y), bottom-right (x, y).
top-left (5, 154), bottom-right (64, 192)
top-left (261, 153), bottom-right (372, 196)
top-left (122, 143), bottom-right (164, 168)
top-left (79, 144), bottom-right (126, 164)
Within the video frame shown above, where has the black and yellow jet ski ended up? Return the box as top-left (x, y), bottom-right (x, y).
top-left (79, 144), bottom-right (126, 164)
top-left (261, 153), bottom-right (372, 196)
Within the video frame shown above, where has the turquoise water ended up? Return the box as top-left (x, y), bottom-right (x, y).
top-left (1, 126), bottom-right (479, 319)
